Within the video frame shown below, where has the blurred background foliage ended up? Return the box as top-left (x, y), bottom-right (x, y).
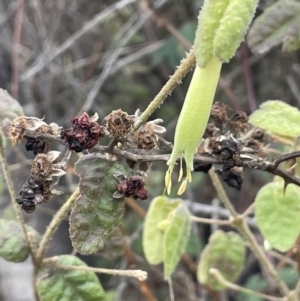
top-left (0, 0), bottom-right (300, 300)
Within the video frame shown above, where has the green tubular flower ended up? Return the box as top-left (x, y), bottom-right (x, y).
top-left (166, 0), bottom-right (259, 195)
top-left (166, 55), bottom-right (222, 195)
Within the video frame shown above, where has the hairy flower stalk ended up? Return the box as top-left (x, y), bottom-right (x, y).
top-left (166, 0), bottom-right (259, 194)
top-left (166, 56), bottom-right (222, 194)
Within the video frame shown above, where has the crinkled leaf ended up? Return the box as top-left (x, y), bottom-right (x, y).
top-left (0, 219), bottom-right (41, 262)
top-left (163, 203), bottom-right (191, 279)
top-left (248, 0), bottom-right (300, 54)
top-left (255, 181), bottom-right (300, 252)
top-left (0, 89), bottom-right (23, 128)
top-left (37, 255), bottom-right (105, 301)
top-left (198, 230), bottom-right (245, 290)
top-left (249, 100), bottom-right (300, 138)
top-left (69, 154), bottom-right (128, 255)
top-left (143, 196), bottom-right (181, 265)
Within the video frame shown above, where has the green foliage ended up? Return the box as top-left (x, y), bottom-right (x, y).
top-left (255, 181), bottom-right (300, 252)
top-left (163, 203), bottom-right (191, 279)
top-left (237, 268), bottom-right (298, 301)
top-left (249, 100), bottom-right (300, 138)
top-left (0, 88), bottom-right (24, 128)
top-left (37, 255), bottom-right (106, 301)
top-left (197, 230), bottom-right (245, 290)
top-left (195, 0), bottom-right (258, 66)
top-left (69, 154), bottom-right (128, 255)
top-left (143, 196), bottom-right (181, 265)
top-left (248, 0), bottom-right (300, 54)
top-left (0, 219), bottom-right (41, 262)
top-left (152, 21), bottom-right (196, 69)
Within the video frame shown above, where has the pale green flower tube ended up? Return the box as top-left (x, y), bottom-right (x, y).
top-left (166, 56), bottom-right (222, 194)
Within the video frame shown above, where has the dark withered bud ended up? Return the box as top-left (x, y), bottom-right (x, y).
top-left (61, 112), bottom-right (105, 152)
top-left (193, 161), bottom-right (212, 173)
top-left (24, 136), bottom-right (47, 155)
top-left (105, 109), bottom-right (134, 138)
top-left (211, 137), bottom-right (239, 161)
top-left (216, 167), bottom-right (243, 190)
top-left (114, 175), bottom-right (148, 200)
top-left (229, 111), bottom-right (248, 132)
top-left (244, 139), bottom-right (261, 152)
top-left (21, 200), bottom-right (36, 214)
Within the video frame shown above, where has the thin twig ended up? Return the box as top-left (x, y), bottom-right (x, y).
top-left (36, 187), bottom-right (80, 263)
top-left (190, 216), bottom-right (232, 225)
top-left (209, 268), bottom-right (284, 301)
top-left (209, 166), bottom-right (291, 297)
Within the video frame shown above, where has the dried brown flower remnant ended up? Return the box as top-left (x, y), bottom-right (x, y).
top-left (61, 112), bottom-right (105, 152)
top-left (114, 175), bottom-right (148, 200)
top-left (131, 115), bottom-right (166, 150)
top-left (210, 102), bottom-right (229, 124)
top-left (229, 111), bottom-right (248, 132)
top-left (8, 116), bottom-right (59, 146)
top-left (105, 109), bottom-right (134, 138)
top-left (31, 151), bottom-right (65, 181)
top-left (216, 166), bottom-right (243, 191)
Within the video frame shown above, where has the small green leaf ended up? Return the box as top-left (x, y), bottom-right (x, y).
top-left (249, 100), bottom-right (300, 138)
top-left (247, 0), bottom-right (300, 54)
top-left (0, 219), bottom-right (41, 262)
top-left (0, 89), bottom-right (23, 128)
top-left (198, 230), bottom-right (245, 290)
top-left (69, 154), bottom-right (128, 255)
top-left (37, 255), bottom-right (105, 301)
top-left (255, 181), bottom-right (300, 252)
top-left (163, 203), bottom-right (191, 279)
top-left (143, 196), bottom-right (181, 265)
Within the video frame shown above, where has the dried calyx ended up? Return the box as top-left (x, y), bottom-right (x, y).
top-left (196, 104), bottom-right (263, 190)
top-left (17, 151), bottom-right (65, 213)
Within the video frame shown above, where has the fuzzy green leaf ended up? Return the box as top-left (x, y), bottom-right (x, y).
top-left (163, 203), bottom-right (191, 279)
top-left (198, 230), bottom-right (245, 290)
top-left (69, 154), bottom-right (128, 255)
top-left (0, 219), bottom-right (41, 262)
top-left (248, 0), bottom-right (300, 54)
top-left (37, 255), bottom-right (105, 301)
top-left (249, 100), bottom-right (300, 138)
top-left (0, 89), bottom-right (23, 128)
top-left (255, 181), bottom-right (300, 252)
top-left (143, 196), bottom-right (181, 265)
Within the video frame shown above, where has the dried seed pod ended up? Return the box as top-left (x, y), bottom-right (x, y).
top-left (251, 127), bottom-right (265, 140)
top-left (114, 175), bottom-right (148, 200)
top-left (61, 112), bottom-right (105, 152)
top-left (105, 109), bottom-right (134, 138)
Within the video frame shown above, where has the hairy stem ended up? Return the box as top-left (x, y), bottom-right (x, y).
top-left (209, 166), bottom-right (291, 297)
top-left (210, 268), bottom-right (284, 301)
top-left (134, 48), bottom-right (196, 130)
top-left (42, 259), bottom-right (147, 281)
top-left (36, 187), bottom-right (80, 263)
top-left (0, 132), bottom-right (34, 258)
